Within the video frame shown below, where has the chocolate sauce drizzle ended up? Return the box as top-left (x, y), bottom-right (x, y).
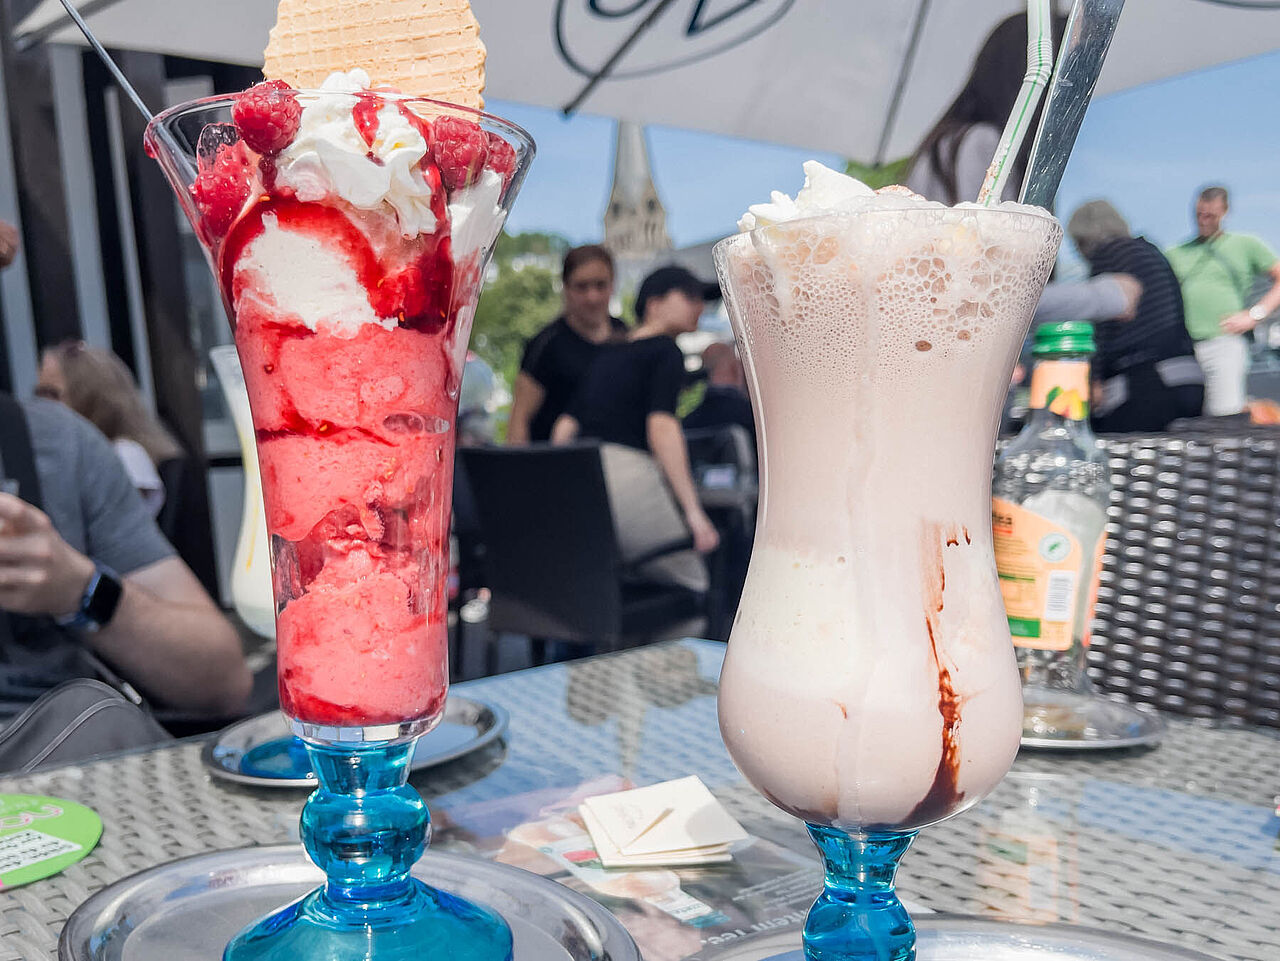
top-left (906, 523), bottom-right (966, 825)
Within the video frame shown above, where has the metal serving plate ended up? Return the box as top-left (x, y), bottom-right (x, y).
top-left (1020, 692), bottom-right (1166, 752)
top-left (202, 695), bottom-right (508, 787)
top-left (60, 844), bottom-right (640, 961)
top-left (684, 919), bottom-right (1221, 960)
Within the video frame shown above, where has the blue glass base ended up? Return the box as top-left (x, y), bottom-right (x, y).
top-left (224, 877), bottom-right (512, 961)
top-left (802, 825), bottom-right (917, 961)
top-left (225, 736), bottom-right (511, 961)
top-left (239, 736), bottom-right (311, 779)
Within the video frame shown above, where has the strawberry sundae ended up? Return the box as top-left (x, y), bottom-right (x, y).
top-left (185, 70), bottom-right (521, 730)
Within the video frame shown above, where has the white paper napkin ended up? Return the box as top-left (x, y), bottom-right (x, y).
top-left (579, 776), bottom-right (749, 868)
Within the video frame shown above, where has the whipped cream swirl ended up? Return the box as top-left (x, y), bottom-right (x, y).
top-left (738, 161), bottom-right (876, 231)
top-left (275, 70), bottom-right (437, 237)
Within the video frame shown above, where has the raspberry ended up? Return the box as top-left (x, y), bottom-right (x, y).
top-left (486, 133), bottom-right (517, 190)
top-left (232, 80), bottom-right (302, 155)
top-left (371, 245), bottom-right (453, 332)
top-left (191, 140), bottom-right (255, 238)
top-left (371, 268), bottom-right (429, 320)
top-left (432, 116), bottom-right (489, 191)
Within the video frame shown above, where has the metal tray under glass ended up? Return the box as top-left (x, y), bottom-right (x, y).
top-left (1020, 690), bottom-right (1166, 751)
top-left (60, 843), bottom-right (640, 961)
top-left (202, 696), bottom-right (508, 787)
top-left (684, 920), bottom-right (1221, 960)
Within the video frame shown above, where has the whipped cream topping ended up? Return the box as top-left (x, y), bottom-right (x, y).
top-left (239, 212), bottom-right (393, 336)
top-left (739, 161), bottom-right (875, 230)
top-left (738, 161), bottom-right (1053, 231)
top-left (448, 169), bottom-right (506, 263)
top-left (275, 70), bottom-right (438, 237)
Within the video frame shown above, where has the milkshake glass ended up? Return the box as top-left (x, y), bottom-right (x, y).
top-left (715, 191), bottom-right (1061, 960)
top-left (146, 77), bottom-right (533, 961)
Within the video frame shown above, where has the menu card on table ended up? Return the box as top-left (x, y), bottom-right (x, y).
top-left (433, 775), bottom-right (823, 961)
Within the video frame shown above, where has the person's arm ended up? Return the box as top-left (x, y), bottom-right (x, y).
top-left (954, 124), bottom-right (1004, 202)
top-left (1034, 274), bottom-right (1142, 325)
top-left (551, 414), bottom-right (579, 444)
top-left (1222, 260), bottom-right (1280, 334)
top-left (506, 371), bottom-right (545, 445)
top-left (0, 494), bottom-right (251, 714)
top-left (646, 413), bottom-right (719, 554)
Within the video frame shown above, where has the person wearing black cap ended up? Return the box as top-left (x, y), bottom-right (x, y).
top-left (553, 265), bottom-right (722, 572)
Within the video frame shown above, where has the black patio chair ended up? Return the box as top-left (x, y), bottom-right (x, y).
top-left (458, 443), bottom-right (706, 671)
top-left (448, 456), bottom-right (489, 674)
top-left (1087, 427), bottom-right (1280, 727)
top-left (683, 424), bottom-right (757, 640)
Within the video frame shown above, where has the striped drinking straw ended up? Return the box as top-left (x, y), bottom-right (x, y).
top-left (977, 0), bottom-right (1055, 205)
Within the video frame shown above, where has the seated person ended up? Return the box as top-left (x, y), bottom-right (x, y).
top-left (553, 266), bottom-right (722, 588)
top-left (35, 341), bottom-right (184, 516)
top-left (1067, 199), bottom-right (1205, 432)
top-left (0, 392), bottom-right (251, 716)
top-left (683, 341), bottom-right (755, 447)
top-left (507, 245), bottom-right (628, 444)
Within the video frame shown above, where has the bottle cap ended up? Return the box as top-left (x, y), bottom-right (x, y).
top-left (1032, 321), bottom-right (1095, 357)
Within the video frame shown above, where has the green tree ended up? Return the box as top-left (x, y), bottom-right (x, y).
top-left (490, 230), bottom-right (571, 264)
top-left (844, 156), bottom-right (912, 190)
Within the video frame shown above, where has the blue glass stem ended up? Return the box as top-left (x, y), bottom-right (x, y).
top-left (802, 825), bottom-right (917, 961)
top-left (302, 741), bottom-right (426, 904)
top-left (224, 738), bottom-right (512, 961)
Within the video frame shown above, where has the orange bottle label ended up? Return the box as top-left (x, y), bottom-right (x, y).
top-left (1029, 360), bottom-right (1090, 420)
top-left (992, 498), bottom-right (1103, 652)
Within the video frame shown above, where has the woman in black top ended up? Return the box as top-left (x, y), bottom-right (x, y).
top-left (1067, 201), bottom-right (1205, 432)
top-left (553, 266), bottom-right (721, 556)
top-left (506, 245), bottom-right (628, 444)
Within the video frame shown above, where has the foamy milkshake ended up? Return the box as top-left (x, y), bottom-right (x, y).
top-left (715, 163), bottom-right (1061, 834)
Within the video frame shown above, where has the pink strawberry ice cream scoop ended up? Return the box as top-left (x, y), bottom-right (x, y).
top-left (277, 547), bottom-right (447, 725)
top-left (205, 70), bottom-right (513, 729)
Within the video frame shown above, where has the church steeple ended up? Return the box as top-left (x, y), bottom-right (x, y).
top-left (603, 121), bottom-right (671, 261)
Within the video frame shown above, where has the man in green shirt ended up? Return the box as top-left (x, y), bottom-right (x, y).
top-left (1166, 186), bottom-right (1280, 416)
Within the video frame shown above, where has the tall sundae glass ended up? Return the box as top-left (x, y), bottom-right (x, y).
top-left (714, 163), bottom-right (1061, 960)
top-left (145, 71), bottom-right (532, 961)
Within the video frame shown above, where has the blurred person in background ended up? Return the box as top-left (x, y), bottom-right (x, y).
top-left (1166, 186), bottom-right (1280, 416)
top-left (553, 266), bottom-right (721, 590)
top-left (458, 352), bottom-right (503, 446)
top-left (1068, 200), bottom-right (1204, 431)
top-left (506, 244), bottom-right (627, 444)
top-left (0, 391), bottom-right (250, 715)
top-left (906, 11), bottom-right (1067, 204)
top-left (683, 341), bottom-right (754, 445)
top-left (35, 341), bottom-right (183, 515)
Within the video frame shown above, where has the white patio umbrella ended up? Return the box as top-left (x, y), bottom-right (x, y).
top-left (15, 0), bottom-right (1280, 160)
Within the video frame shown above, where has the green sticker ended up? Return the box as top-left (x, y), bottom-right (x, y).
top-left (1007, 616), bottom-right (1042, 638)
top-left (0, 794), bottom-right (102, 889)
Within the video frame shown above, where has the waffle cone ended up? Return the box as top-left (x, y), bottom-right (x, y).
top-left (263, 0), bottom-right (486, 108)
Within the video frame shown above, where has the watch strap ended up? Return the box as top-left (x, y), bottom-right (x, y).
top-left (56, 565), bottom-right (123, 632)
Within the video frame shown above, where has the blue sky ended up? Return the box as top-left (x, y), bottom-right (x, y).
top-left (493, 49), bottom-right (1280, 276)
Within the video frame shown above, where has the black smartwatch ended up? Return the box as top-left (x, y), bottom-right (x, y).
top-left (56, 563), bottom-right (124, 633)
